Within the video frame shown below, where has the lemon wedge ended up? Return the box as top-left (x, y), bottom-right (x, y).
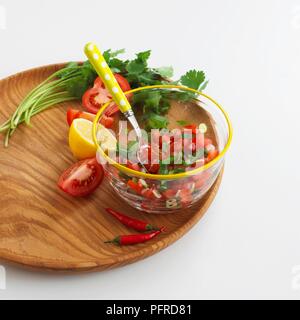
top-left (69, 119), bottom-right (116, 160)
top-left (96, 124), bottom-right (117, 153)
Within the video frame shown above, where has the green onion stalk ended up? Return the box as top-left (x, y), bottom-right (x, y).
top-left (0, 65), bottom-right (94, 147)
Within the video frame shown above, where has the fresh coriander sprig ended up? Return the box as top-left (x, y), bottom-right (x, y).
top-left (0, 48), bottom-right (208, 146)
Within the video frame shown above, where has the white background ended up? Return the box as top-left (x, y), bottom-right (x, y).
top-left (0, 0), bottom-right (300, 300)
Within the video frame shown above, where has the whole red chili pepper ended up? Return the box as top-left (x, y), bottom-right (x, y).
top-left (105, 208), bottom-right (160, 232)
top-left (105, 229), bottom-right (162, 246)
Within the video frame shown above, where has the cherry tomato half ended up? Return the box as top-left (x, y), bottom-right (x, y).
top-left (66, 108), bottom-right (95, 126)
top-left (66, 108), bottom-right (114, 129)
top-left (58, 158), bottom-right (104, 197)
top-left (82, 74), bottom-right (132, 115)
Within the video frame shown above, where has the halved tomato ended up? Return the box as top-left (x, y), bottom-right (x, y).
top-left (66, 108), bottom-right (114, 129)
top-left (58, 158), bottom-right (104, 197)
top-left (66, 108), bottom-right (95, 126)
top-left (82, 74), bottom-right (132, 115)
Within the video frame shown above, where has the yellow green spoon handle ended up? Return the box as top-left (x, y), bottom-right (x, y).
top-left (84, 42), bottom-right (131, 114)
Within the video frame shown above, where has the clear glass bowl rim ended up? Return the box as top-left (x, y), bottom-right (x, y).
top-left (92, 84), bottom-right (233, 181)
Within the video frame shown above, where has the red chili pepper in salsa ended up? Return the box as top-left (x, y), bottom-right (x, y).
top-left (105, 229), bottom-right (162, 246)
top-left (105, 208), bottom-right (160, 231)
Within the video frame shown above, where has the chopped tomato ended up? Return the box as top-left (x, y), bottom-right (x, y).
top-left (141, 188), bottom-right (155, 199)
top-left (190, 158), bottom-right (205, 168)
top-left (126, 161), bottom-right (141, 171)
top-left (193, 171), bottom-right (211, 188)
top-left (184, 124), bottom-right (198, 134)
top-left (180, 189), bottom-right (193, 207)
top-left (82, 74), bottom-right (132, 115)
top-left (204, 138), bottom-right (213, 147)
top-left (162, 189), bottom-right (177, 199)
top-left (194, 178), bottom-right (206, 189)
top-left (192, 171), bottom-right (211, 183)
top-left (127, 180), bottom-right (143, 194)
top-left (58, 158), bottom-right (104, 197)
top-left (66, 108), bottom-right (95, 126)
top-left (144, 163), bottom-right (160, 174)
top-left (206, 149), bottom-right (219, 163)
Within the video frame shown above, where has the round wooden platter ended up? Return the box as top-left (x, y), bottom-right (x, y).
top-left (0, 64), bottom-right (223, 273)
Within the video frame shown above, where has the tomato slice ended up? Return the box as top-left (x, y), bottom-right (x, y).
top-left (67, 108), bottom-right (96, 126)
top-left (58, 158), bottom-right (104, 197)
top-left (82, 86), bottom-right (111, 114)
top-left (82, 74), bottom-right (132, 115)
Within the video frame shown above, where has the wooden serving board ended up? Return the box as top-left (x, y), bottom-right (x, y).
top-left (0, 64), bottom-right (223, 272)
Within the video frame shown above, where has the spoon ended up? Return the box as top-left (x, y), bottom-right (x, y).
top-left (84, 43), bottom-right (148, 170)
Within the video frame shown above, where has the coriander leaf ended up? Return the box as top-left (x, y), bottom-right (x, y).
top-left (162, 90), bottom-right (195, 102)
top-left (125, 50), bottom-right (151, 76)
top-left (159, 180), bottom-right (169, 190)
top-left (132, 91), bottom-right (150, 104)
top-left (154, 66), bottom-right (174, 78)
top-left (110, 48), bottom-right (125, 58)
top-left (138, 71), bottom-right (156, 84)
top-left (136, 50), bottom-right (151, 62)
top-left (126, 59), bottom-right (146, 75)
top-left (109, 58), bottom-right (127, 73)
top-left (64, 64), bottom-right (97, 98)
top-left (103, 48), bottom-right (125, 62)
top-left (143, 91), bottom-right (161, 113)
top-left (158, 164), bottom-right (169, 175)
top-left (180, 70), bottom-right (206, 90)
top-left (102, 49), bottom-right (111, 61)
top-left (145, 113), bottom-right (169, 129)
top-left (66, 77), bottom-right (92, 98)
top-left (173, 167), bottom-right (186, 173)
top-left (159, 97), bottom-right (171, 114)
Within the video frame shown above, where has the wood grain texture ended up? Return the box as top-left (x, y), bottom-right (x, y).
top-left (0, 64), bottom-right (223, 272)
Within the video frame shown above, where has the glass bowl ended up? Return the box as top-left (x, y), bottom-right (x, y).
top-left (93, 85), bottom-right (232, 214)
